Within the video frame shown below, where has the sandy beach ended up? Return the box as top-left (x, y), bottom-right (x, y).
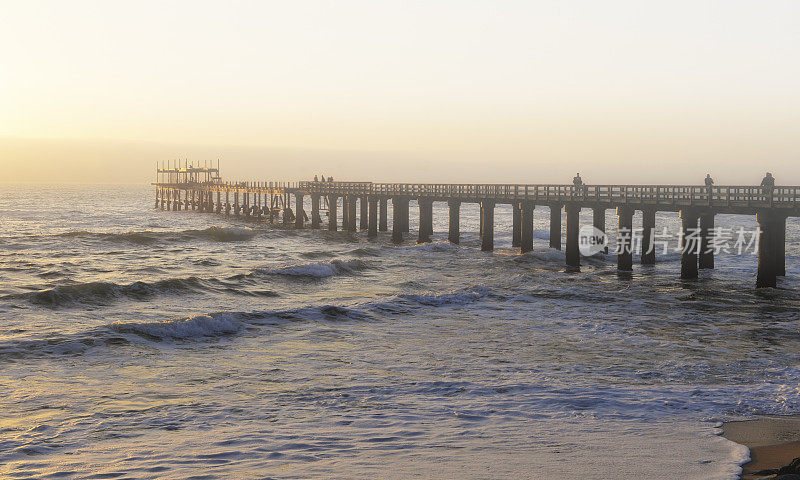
top-left (723, 416), bottom-right (800, 479)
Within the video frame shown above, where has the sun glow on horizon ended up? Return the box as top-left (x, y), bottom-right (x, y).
top-left (2, 0), bottom-right (799, 184)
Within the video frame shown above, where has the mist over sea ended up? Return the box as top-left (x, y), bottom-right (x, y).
top-left (2, 184), bottom-right (799, 479)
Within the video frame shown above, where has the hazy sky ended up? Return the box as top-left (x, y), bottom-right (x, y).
top-left (2, 0), bottom-right (799, 184)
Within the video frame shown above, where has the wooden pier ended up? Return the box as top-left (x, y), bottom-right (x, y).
top-left (154, 165), bottom-right (799, 288)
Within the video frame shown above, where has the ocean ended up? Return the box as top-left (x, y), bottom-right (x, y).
top-left (1, 183), bottom-right (799, 479)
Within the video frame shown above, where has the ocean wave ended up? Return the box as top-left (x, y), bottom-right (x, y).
top-left (6, 277), bottom-right (206, 308)
top-left (111, 314), bottom-right (244, 340)
top-left (400, 241), bottom-right (459, 253)
top-left (394, 285), bottom-right (491, 307)
top-left (189, 226), bottom-right (256, 242)
top-left (57, 230), bottom-right (159, 245)
top-left (250, 259), bottom-right (368, 279)
top-left (0, 285), bottom-right (495, 361)
top-left (371, 285), bottom-right (492, 312)
top-left (41, 226), bottom-right (257, 245)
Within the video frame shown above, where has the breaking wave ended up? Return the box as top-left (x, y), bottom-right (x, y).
top-left (251, 259), bottom-right (368, 279)
top-left (45, 226), bottom-right (257, 244)
top-left (0, 285), bottom-right (496, 361)
top-left (111, 314), bottom-right (244, 340)
top-left (7, 277), bottom-right (206, 307)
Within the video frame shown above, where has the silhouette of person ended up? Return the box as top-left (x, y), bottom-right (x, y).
top-left (761, 172), bottom-right (775, 199)
top-left (704, 174), bottom-right (714, 200)
top-left (761, 172), bottom-right (775, 187)
top-left (572, 173), bottom-right (585, 197)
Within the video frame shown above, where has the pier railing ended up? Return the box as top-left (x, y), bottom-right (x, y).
top-left (156, 180), bottom-right (800, 210)
top-left (293, 182), bottom-right (799, 209)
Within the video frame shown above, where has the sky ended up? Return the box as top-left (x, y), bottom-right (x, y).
top-left (1, 0), bottom-right (799, 184)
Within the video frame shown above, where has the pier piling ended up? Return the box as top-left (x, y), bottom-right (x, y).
top-left (641, 209), bottom-right (656, 265)
top-left (617, 206), bottom-right (634, 271)
top-left (680, 209), bottom-right (699, 280)
top-left (699, 213), bottom-right (714, 269)
top-left (565, 204), bottom-right (580, 270)
top-left (368, 197), bottom-right (378, 239)
top-left (520, 202), bottom-right (534, 253)
top-left (512, 203), bottom-right (522, 248)
top-left (379, 198), bottom-right (388, 231)
top-left (392, 197), bottom-right (405, 243)
top-left (360, 197), bottom-right (368, 231)
top-left (480, 200), bottom-right (495, 251)
top-left (448, 200), bottom-right (460, 244)
top-left (549, 205), bottom-right (562, 250)
top-left (418, 199), bottom-right (433, 243)
top-left (328, 195), bottom-right (338, 231)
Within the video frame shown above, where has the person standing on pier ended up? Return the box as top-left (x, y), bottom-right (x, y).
top-left (705, 174), bottom-right (714, 199)
top-left (761, 172), bottom-right (775, 198)
top-left (572, 173), bottom-right (584, 197)
top-left (314, 175), bottom-right (319, 182)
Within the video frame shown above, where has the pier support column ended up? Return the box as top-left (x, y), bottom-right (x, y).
top-left (565, 204), bottom-right (581, 270)
top-left (756, 212), bottom-right (781, 288)
top-left (368, 197), bottom-right (378, 239)
top-left (295, 194), bottom-right (305, 228)
top-left (269, 196), bottom-right (276, 224)
top-left (679, 209), bottom-right (699, 279)
top-left (520, 202), bottom-right (534, 253)
top-left (360, 197), bottom-right (368, 231)
top-left (283, 206), bottom-right (294, 225)
top-left (311, 195), bottom-right (321, 228)
top-left (777, 216), bottom-right (786, 276)
top-left (512, 203), bottom-right (522, 248)
top-left (448, 200), bottom-right (460, 244)
top-left (617, 206), bottom-right (634, 271)
top-left (549, 204), bottom-right (562, 250)
top-left (196, 191), bottom-right (203, 212)
top-left (480, 200), bottom-right (495, 251)
top-left (418, 199), bottom-right (433, 243)
top-left (401, 199), bottom-right (410, 233)
top-left (155, 188), bottom-right (160, 209)
top-left (342, 196), bottom-right (350, 230)
top-left (392, 197), bottom-right (406, 243)
top-left (216, 191), bottom-right (221, 213)
top-left (641, 209), bottom-right (656, 265)
top-left (593, 207), bottom-right (607, 254)
top-left (234, 191), bottom-right (240, 215)
top-left (699, 213), bottom-right (714, 269)
top-left (225, 190), bottom-right (230, 215)
top-left (379, 198), bottom-right (388, 231)
top-left (328, 195), bottom-right (338, 231)
top-left (347, 197), bottom-right (357, 232)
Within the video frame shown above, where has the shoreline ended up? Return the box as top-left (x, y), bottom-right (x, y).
top-left (723, 416), bottom-right (800, 479)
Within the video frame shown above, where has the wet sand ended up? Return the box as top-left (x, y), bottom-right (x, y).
top-left (723, 416), bottom-right (800, 479)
